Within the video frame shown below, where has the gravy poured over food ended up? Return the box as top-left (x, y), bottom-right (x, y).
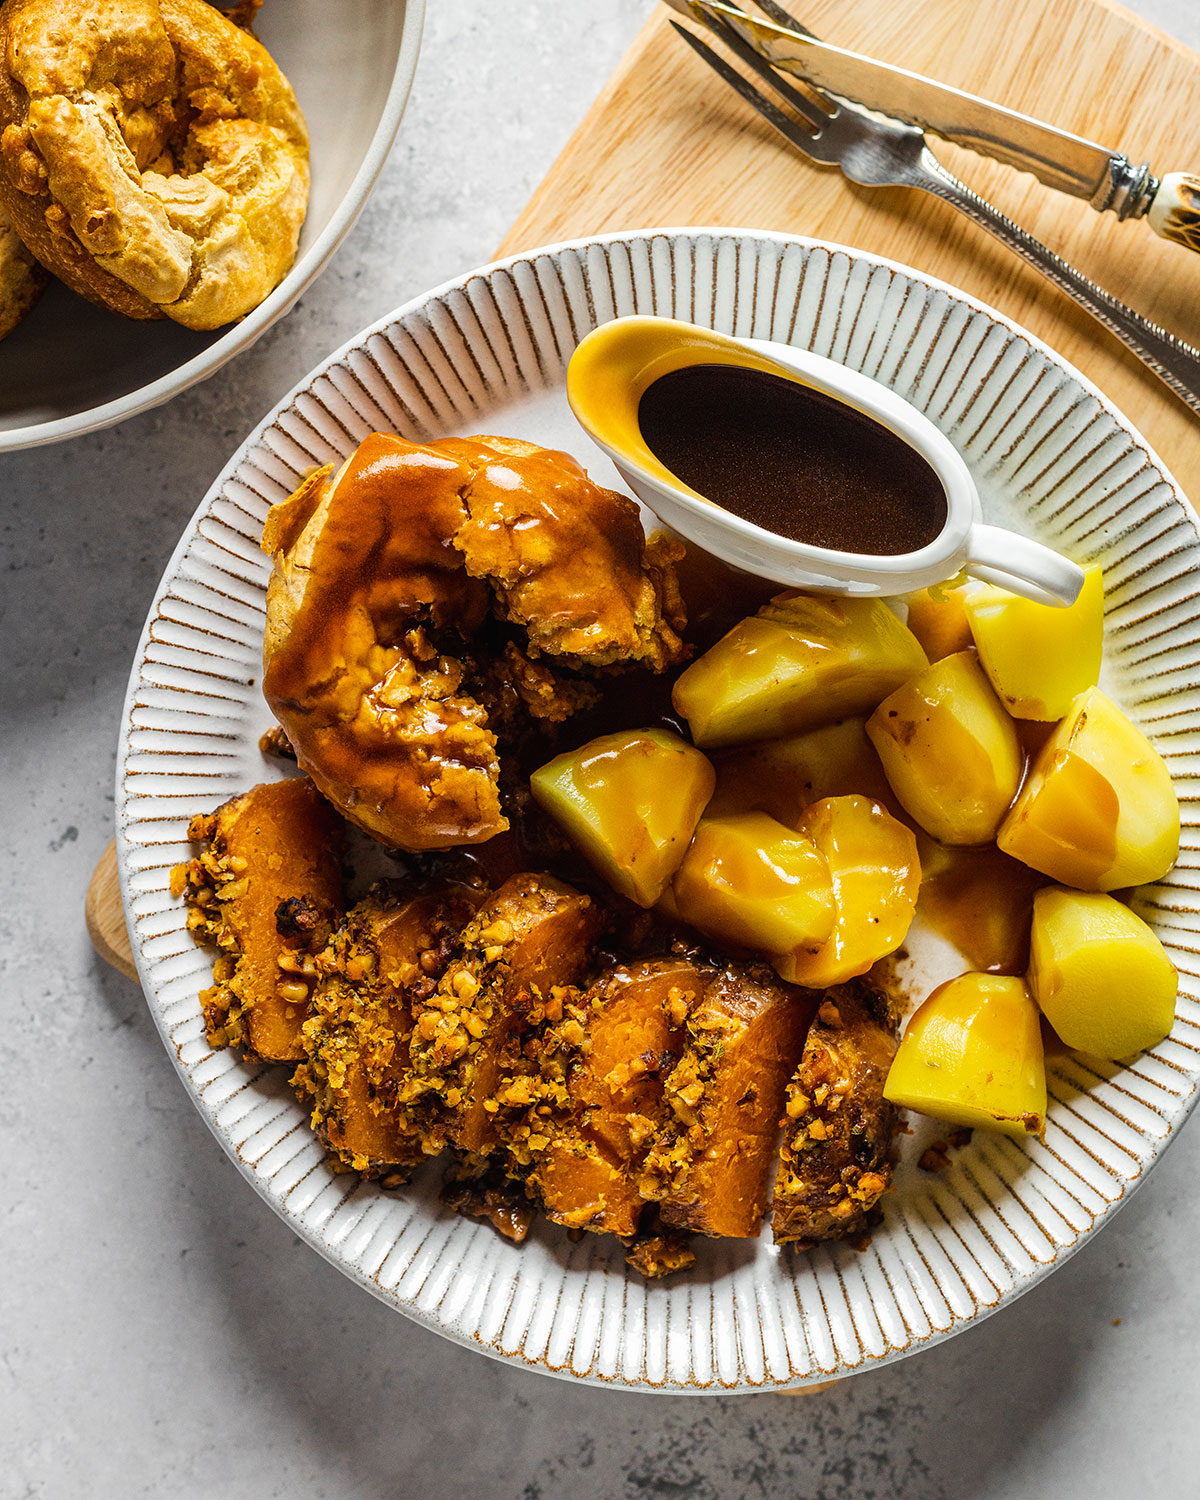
top-left (637, 364), bottom-right (948, 557)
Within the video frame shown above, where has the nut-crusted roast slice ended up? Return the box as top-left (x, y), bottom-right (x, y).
top-left (403, 873), bottom-right (600, 1158)
top-left (173, 777), bottom-right (343, 1062)
top-left (772, 978), bottom-right (899, 1247)
top-left (639, 962), bottom-right (816, 1238)
top-left (293, 883), bottom-right (483, 1177)
top-left (531, 957), bottom-right (702, 1238)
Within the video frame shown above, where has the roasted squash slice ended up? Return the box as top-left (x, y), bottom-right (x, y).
top-left (294, 884), bottom-right (483, 1176)
top-left (640, 964), bottom-right (815, 1237)
top-left (533, 958), bottom-right (702, 1237)
top-left (404, 873), bottom-right (600, 1158)
top-left (773, 979), bottom-right (899, 1246)
top-left (174, 777), bottom-right (344, 1061)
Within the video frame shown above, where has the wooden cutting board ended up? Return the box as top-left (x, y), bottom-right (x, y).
top-left (89, 0), bottom-right (1200, 975)
top-left (503, 0), bottom-right (1200, 494)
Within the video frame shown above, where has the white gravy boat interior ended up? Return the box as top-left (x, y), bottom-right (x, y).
top-left (567, 316), bottom-right (1084, 606)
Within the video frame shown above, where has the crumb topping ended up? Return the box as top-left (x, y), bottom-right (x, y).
top-left (773, 979), bottom-right (900, 1248)
top-left (172, 808), bottom-right (332, 1052)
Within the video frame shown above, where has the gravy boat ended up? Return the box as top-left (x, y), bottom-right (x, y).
top-left (567, 316), bottom-right (1083, 606)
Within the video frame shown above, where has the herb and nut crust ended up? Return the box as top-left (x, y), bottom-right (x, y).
top-left (773, 977), bottom-right (900, 1247)
top-left (639, 962), bottom-right (817, 1239)
top-left (172, 777), bottom-right (343, 1062)
top-left (292, 883), bottom-right (482, 1179)
top-left (401, 872), bottom-right (600, 1159)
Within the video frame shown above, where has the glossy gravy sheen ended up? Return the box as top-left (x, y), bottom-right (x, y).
top-left (638, 363), bottom-right (948, 556)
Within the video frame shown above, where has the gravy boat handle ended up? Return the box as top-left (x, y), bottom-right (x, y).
top-left (965, 524), bottom-right (1085, 606)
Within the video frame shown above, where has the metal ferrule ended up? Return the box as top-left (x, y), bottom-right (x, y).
top-left (1091, 156), bottom-right (1160, 219)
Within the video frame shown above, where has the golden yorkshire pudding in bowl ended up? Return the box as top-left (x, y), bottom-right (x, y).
top-left (261, 431), bottom-right (687, 852)
top-left (0, 0), bottom-right (422, 448)
top-left (0, 194), bottom-right (44, 336)
top-left (0, 0), bottom-right (309, 330)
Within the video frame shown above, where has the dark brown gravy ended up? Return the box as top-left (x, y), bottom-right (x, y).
top-left (637, 363), bottom-right (948, 557)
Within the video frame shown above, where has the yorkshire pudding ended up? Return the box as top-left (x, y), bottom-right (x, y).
top-left (261, 432), bottom-right (687, 853)
top-left (0, 195), bottom-right (44, 337)
top-left (0, 0), bottom-right (309, 329)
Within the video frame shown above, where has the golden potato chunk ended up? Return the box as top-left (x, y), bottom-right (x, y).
top-left (174, 778), bottom-right (344, 1061)
top-left (671, 812), bottom-right (835, 955)
top-left (883, 973), bottom-right (1046, 1139)
top-left (673, 592), bottom-right (928, 749)
top-left (965, 564), bottom-right (1103, 721)
top-left (1028, 887), bottom-right (1177, 1058)
top-left (867, 650), bottom-right (1022, 845)
top-left (774, 796), bottom-right (920, 988)
top-left (904, 581), bottom-right (974, 662)
top-left (998, 687), bottom-right (1179, 890)
top-left (640, 964), bottom-right (816, 1237)
top-left (533, 958), bottom-right (700, 1237)
top-left (707, 717), bottom-right (900, 825)
top-left (773, 979), bottom-right (899, 1246)
top-left (530, 729), bottom-right (715, 906)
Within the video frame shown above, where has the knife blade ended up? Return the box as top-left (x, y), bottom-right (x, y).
top-left (677, 0), bottom-right (1158, 215)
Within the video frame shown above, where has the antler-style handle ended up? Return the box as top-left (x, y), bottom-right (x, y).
top-left (1148, 173), bottom-right (1200, 253)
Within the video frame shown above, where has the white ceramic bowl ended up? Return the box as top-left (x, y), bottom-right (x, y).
top-left (117, 229), bottom-right (1200, 1393)
top-left (0, 0), bottom-right (424, 451)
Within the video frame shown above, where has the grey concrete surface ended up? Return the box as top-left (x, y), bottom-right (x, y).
top-left (3, 2), bottom-right (1199, 1496)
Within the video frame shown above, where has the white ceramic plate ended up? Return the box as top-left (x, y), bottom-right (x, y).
top-left (0, 0), bottom-right (424, 451)
top-left (117, 229), bottom-right (1200, 1393)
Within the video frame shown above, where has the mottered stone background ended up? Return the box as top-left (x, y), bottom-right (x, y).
top-left (3, 1), bottom-right (1199, 1495)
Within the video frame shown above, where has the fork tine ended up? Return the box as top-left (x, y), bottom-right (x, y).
top-left (747, 0), bottom-right (817, 42)
top-left (681, 2), bottom-right (835, 130)
top-left (669, 21), bottom-right (824, 154)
